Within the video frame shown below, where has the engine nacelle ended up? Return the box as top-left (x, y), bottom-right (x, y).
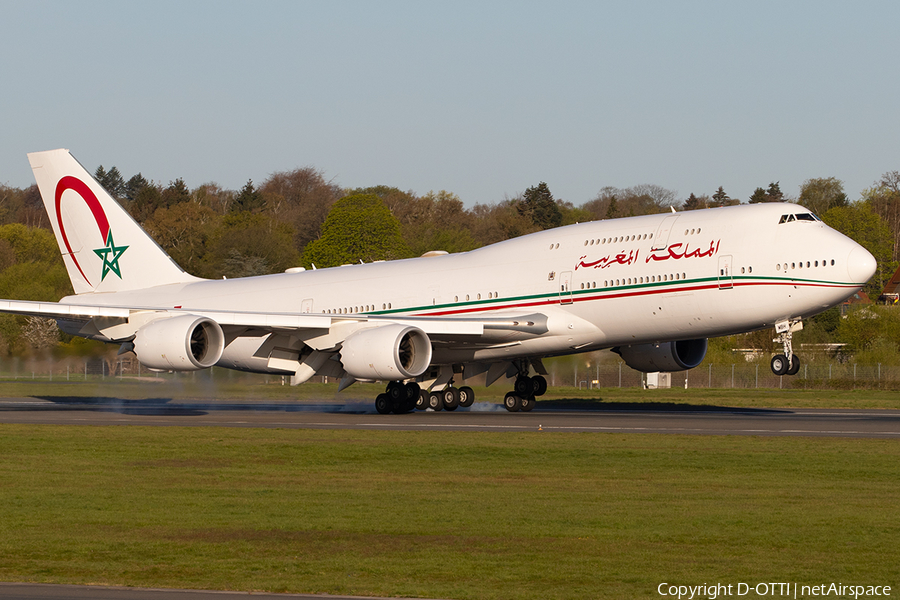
top-left (613, 338), bottom-right (708, 373)
top-left (340, 324), bottom-right (432, 381)
top-left (133, 314), bottom-right (225, 371)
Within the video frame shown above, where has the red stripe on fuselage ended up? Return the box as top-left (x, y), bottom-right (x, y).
top-left (408, 279), bottom-right (859, 318)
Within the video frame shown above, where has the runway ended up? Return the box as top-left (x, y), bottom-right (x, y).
top-left (1, 396), bottom-right (898, 438)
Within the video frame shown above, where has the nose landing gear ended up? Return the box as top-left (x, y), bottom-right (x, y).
top-left (771, 319), bottom-right (802, 376)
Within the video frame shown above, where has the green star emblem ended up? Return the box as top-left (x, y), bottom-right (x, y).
top-left (93, 230), bottom-right (129, 281)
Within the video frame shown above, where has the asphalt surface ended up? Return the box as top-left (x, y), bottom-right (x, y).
top-left (0, 396), bottom-right (898, 438)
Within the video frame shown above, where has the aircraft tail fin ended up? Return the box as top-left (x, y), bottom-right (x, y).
top-left (27, 149), bottom-right (199, 294)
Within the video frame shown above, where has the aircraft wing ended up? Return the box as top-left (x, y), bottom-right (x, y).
top-left (0, 299), bottom-right (557, 340)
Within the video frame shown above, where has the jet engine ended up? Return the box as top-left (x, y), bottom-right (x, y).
top-left (340, 324), bottom-right (432, 381)
top-left (133, 314), bottom-right (225, 371)
top-left (613, 338), bottom-right (707, 373)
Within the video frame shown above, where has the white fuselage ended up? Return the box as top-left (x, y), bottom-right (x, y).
top-left (61, 203), bottom-right (872, 372)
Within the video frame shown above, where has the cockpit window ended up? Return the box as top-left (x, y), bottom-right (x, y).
top-left (779, 212), bottom-right (820, 224)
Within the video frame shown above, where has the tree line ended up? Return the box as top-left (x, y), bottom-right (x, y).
top-left (0, 163), bottom-right (899, 359)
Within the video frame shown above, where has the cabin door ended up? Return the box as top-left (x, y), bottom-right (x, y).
top-left (558, 271), bottom-right (573, 304)
top-left (717, 255), bottom-right (733, 289)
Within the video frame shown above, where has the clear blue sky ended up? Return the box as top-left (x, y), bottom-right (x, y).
top-left (2, 1), bottom-right (899, 207)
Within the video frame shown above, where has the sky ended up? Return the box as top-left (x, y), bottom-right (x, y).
top-left (2, 1), bottom-right (899, 207)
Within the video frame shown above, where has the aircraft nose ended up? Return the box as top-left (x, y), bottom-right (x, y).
top-left (847, 244), bottom-right (877, 285)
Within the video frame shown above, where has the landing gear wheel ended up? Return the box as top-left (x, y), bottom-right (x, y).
top-left (520, 395), bottom-right (536, 412)
top-left (771, 354), bottom-right (788, 376)
top-left (514, 376), bottom-right (534, 398)
top-left (531, 375), bottom-right (548, 397)
top-left (458, 386), bottom-right (475, 407)
top-left (386, 381), bottom-right (405, 402)
top-left (427, 391), bottom-right (443, 411)
top-left (504, 392), bottom-right (522, 412)
top-left (442, 387), bottom-right (461, 411)
top-left (416, 390), bottom-right (429, 410)
top-left (786, 354), bottom-right (800, 376)
top-left (375, 393), bottom-right (393, 414)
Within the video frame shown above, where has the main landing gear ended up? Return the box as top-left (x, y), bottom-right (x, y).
top-left (770, 319), bottom-right (802, 376)
top-left (374, 381), bottom-right (475, 413)
top-left (419, 384), bottom-right (476, 412)
top-left (502, 374), bottom-right (547, 412)
top-left (375, 381), bottom-right (420, 414)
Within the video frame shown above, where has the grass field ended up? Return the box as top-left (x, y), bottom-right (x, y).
top-left (0, 424), bottom-right (897, 599)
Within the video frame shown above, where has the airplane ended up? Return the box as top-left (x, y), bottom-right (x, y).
top-left (0, 149), bottom-right (877, 413)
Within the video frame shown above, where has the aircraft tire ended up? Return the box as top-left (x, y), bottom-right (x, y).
top-left (428, 392), bottom-right (443, 411)
top-left (520, 395), bottom-right (536, 412)
top-left (787, 354), bottom-right (801, 376)
top-left (532, 375), bottom-right (548, 397)
top-left (386, 381), bottom-right (405, 402)
top-left (504, 392), bottom-right (522, 412)
top-left (405, 382), bottom-right (421, 401)
top-left (458, 386), bottom-right (475, 407)
top-left (442, 387), bottom-right (460, 411)
top-left (416, 390), bottom-right (429, 410)
top-left (515, 376), bottom-right (534, 398)
top-left (770, 354), bottom-right (789, 376)
top-left (375, 393), bottom-right (393, 414)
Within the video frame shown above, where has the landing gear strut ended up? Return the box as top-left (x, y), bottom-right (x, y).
top-left (771, 319), bottom-right (802, 376)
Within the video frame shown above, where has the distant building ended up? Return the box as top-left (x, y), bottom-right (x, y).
top-left (877, 264), bottom-right (900, 304)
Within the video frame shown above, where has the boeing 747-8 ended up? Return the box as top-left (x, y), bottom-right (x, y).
top-left (0, 149), bottom-right (876, 412)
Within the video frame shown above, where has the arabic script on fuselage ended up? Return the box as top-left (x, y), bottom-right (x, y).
top-left (645, 240), bottom-right (720, 263)
top-left (575, 240), bottom-right (721, 271)
top-left (576, 249), bottom-right (639, 271)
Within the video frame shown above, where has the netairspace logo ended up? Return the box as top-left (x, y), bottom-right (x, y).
top-left (657, 582), bottom-right (892, 599)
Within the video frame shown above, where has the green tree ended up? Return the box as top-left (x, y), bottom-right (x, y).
top-left (682, 193), bottom-right (709, 211)
top-left (798, 177), bottom-right (848, 216)
top-left (124, 173), bottom-right (150, 202)
top-left (836, 305), bottom-right (900, 364)
top-left (393, 190), bottom-right (479, 256)
top-left (204, 212), bottom-right (300, 278)
top-left (260, 167), bottom-right (343, 251)
top-left (144, 202), bottom-right (219, 275)
top-left (711, 186), bottom-right (733, 207)
top-left (129, 184), bottom-right (163, 223)
top-left (94, 165), bottom-right (126, 199)
top-left (605, 196), bottom-right (619, 219)
top-left (231, 180), bottom-right (264, 213)
top-left (861, 170), bottom-right (900, 262)
top-left (160, 178), bottom-right (191, 209)
top-left (0, 224), bottom-right (72, 355)
top-left (518, 182), bottom-right (562, 229)
top-left (822, 203), bottom-right (896, 299)
top-left (748, 187), bottom-right (768, 204)
top-left (302, 194), bottom-right (411, 268)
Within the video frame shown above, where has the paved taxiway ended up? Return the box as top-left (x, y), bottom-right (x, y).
top-left (0, 396), bottom-right (898, 438)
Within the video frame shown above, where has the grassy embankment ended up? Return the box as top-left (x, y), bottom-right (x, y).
top-left (0, 425), bottom-right (897, 599)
